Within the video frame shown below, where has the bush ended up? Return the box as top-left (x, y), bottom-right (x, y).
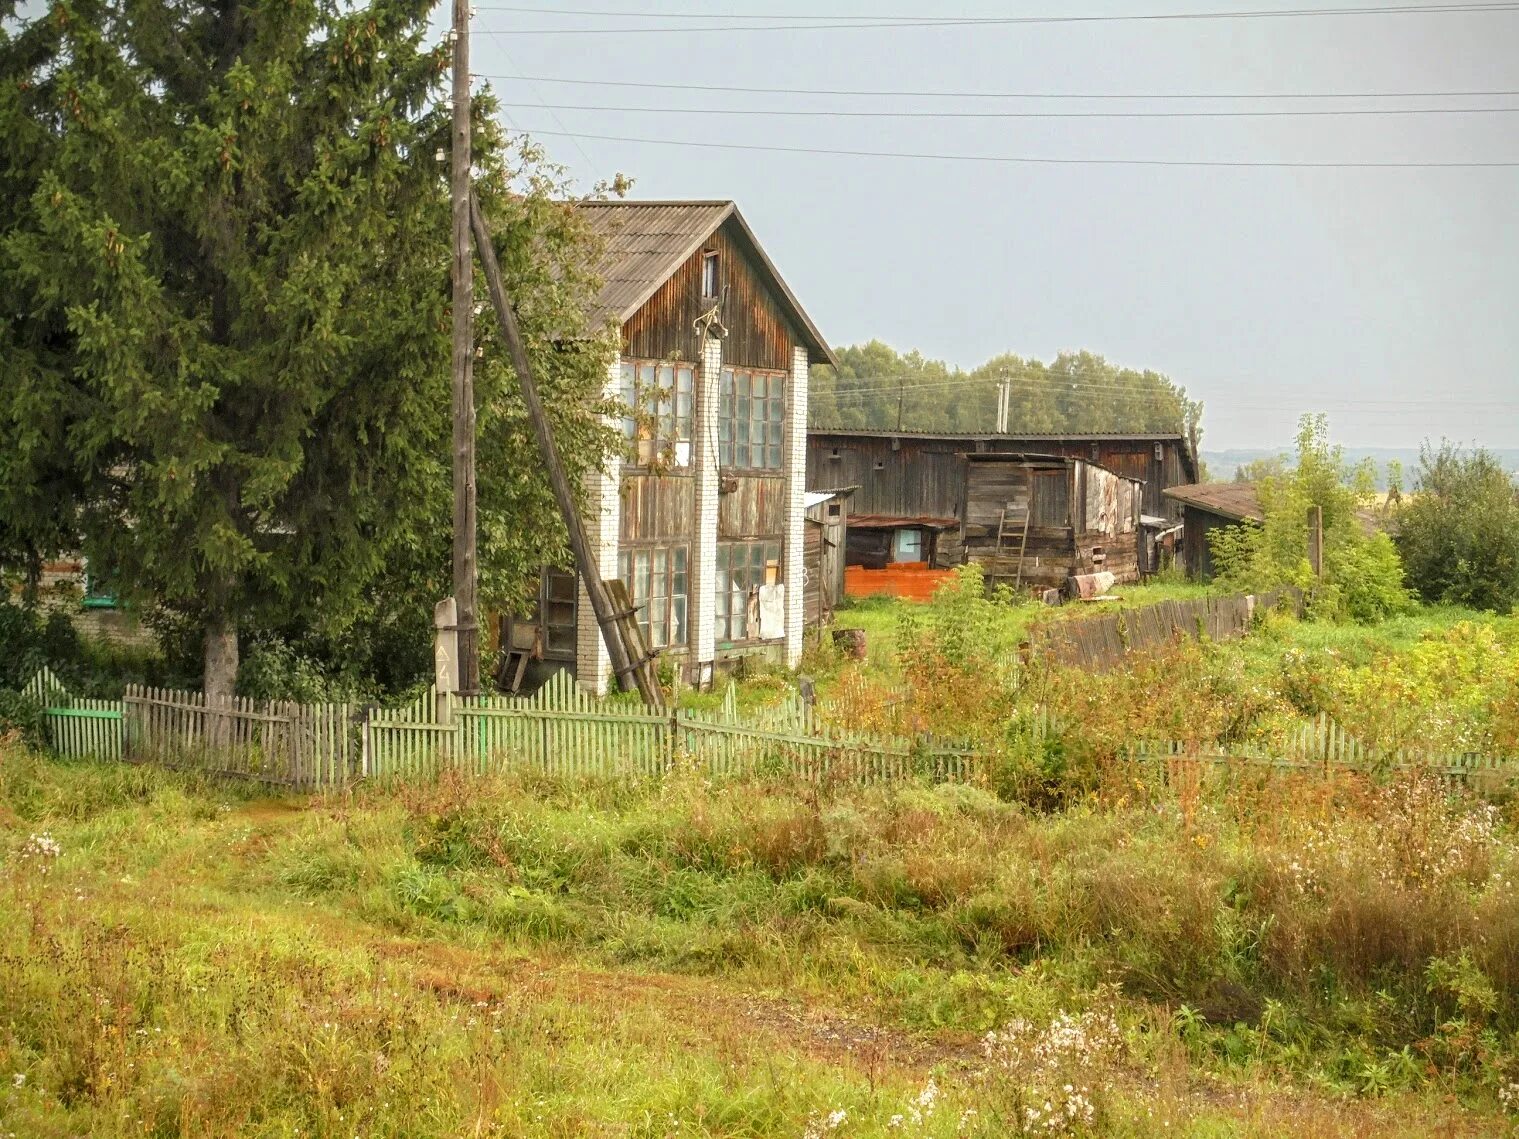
top-left (1395, 442), bottom-right (1519, 613)
top-left (1211, 414), bottom-right (1411, 623)
top-left (0, 691), bottom-right (46, 748)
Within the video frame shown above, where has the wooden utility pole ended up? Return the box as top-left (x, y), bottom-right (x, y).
top-left (450, 0), bottom-right (479, 692)
top-left (1306, 505), bottom-right (1324, 577)
top-left (468, 198), bottom-right (664, 708)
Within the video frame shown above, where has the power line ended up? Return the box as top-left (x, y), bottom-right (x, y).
top-left (480, 73), bottom-right (1519, 102)
top-left (819, 372), bottom-right (1519, 407)
top-left (489, 99), bottom-right (1519, 120)
top-left (505, 126), bottom-right (1519, 168)
top-left (475, 2), bottom-right (1519, 35)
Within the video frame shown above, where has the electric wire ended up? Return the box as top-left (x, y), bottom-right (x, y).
top-left (479, 73), bottom-right (1519, 102)
top-left (500, 126), bottom-right (1519, 167)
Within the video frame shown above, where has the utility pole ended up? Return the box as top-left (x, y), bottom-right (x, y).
top-left (896, 378), bottom-right (904, 433)
top-left (450, 0), bottom-right (479, 692)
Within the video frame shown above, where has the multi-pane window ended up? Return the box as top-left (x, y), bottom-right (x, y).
top-left (718, 367), bottom-right (785, 470)
top-left (715, 540), bottom-right (781, 642)
top-left (619, 360), bottom-right (694, 468)
top-left (618, 546), bottom-right (689, 651)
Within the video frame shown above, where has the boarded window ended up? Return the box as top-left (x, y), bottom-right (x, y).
top-left (620, 360), bottom-right (694, 468)
top-left (1032, 469), bottom-right (1071, 527)
top-left (715, 540), bottom-right (781, 642)
top-left (618, 546), bottom-right (689, 651)
top-left (718, 368), bottom-right (785, 470)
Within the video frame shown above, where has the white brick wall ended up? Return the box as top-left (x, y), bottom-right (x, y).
top-left (688, 333), bottom-right (723, 682)
top-left (575, 354), bottom-right (623, 695)
top-left (784, 345), bottom-right (809, 667)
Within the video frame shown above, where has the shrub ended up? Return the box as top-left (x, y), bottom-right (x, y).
top-left (1211, 414), bottom-right (1411, 623)
top-left (1395, 442), bottom-right (1519, 613)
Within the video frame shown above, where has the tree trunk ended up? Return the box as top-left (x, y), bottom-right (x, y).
top-left (204, 613), bottom-right (239, 701)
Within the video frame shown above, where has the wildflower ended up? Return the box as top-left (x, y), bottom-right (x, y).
top-left (12, 1073), bottom-right (24, 1088)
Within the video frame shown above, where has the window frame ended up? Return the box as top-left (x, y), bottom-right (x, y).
top-left (700, 250), bottom-right (720, 299)
top-left (714, 539), bottom-right (782, 644)
top-left (717, 366), bottom-right (786, 471)
top-left (618, 544), bottom-right (690, 652)
top-left (619, 359), bottom-right (694, 470)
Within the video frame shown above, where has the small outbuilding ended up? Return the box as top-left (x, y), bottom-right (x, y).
top-left (1162, 482), bottom-right (1264, 580)
top-left (802, 487), bottom-right (855, 628)
top-left (960, 453), bottom-right (1144, 591)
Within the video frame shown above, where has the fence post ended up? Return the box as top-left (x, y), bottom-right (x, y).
top-left (1306, 505), bottom-right (1323, 578)
top-left (434, 597), bottom-right (459, 727)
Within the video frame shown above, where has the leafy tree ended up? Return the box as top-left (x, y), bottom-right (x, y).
top-left (809, 343), bottom-right (1201, 443)
top-left (1211, 415), bottom-right (1411, 623)
top-left (0, 0), bottom-right (618, 696)
top-left (1394, 442), bottom-right (1519, 613)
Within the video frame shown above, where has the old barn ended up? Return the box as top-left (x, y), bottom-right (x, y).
top-left (960, 454), bottom-right (1144, 589)
top-left (805, 429), bottom-right (1196, 577)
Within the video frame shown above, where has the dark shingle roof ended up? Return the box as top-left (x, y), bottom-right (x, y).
top-left (1162, 482), bottom-right (1264, 523)
top-left (576, 200), bottom-right (836, 367)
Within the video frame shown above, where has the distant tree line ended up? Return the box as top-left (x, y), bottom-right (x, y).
top-left (810, 342), bottom-right (1203, 447)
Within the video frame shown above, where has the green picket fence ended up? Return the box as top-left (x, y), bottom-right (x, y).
top-left (26, 667), bottom-right (125, 761)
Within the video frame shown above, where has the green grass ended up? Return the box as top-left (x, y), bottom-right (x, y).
top-left (2, 742), bottom-right (1515, 1136)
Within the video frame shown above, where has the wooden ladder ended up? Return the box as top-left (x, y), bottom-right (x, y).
top-left (996, 502), bottom-right (1032, 591)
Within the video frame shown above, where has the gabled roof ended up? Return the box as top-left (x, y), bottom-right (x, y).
top-left (1162, 482), bottom-right (1264, 524)
top-left (577, 200), bottom-right (837, 367)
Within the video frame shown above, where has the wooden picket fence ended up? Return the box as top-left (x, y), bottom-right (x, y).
top-left (365, 670), bottom-right (982, 784)
top-left (1129, 711), bottom-right (1515, 789)
top-left (25, 668), bottom-right (124, 762)
top-left (26, 668), bottom-right (984, 789)
top-left (26, 667), bottom-right (353, 789)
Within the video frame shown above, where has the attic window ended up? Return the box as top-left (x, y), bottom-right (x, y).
top-left (701, 250), bottom-right (719, 298)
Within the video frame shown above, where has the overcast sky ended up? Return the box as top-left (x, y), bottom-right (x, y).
top-left (474, 2), bottom-right (1519, 450)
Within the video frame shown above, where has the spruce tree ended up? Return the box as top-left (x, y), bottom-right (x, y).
top-left (0, 0), bottom-right (618, 695)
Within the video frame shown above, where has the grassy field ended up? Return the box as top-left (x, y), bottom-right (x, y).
top-left (2, 736), bottom-right (1517, 1137)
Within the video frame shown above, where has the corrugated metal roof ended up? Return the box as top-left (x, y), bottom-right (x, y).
top-left (577, 200), bottom-right (835, 366)
top-left (1162, 482), bottom-right (1264, 523)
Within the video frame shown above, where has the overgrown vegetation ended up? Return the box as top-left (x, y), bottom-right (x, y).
top-left (1209, 415), bottom-right (1410, 624)
top-left (1394, 441), bottom-right (1519, 614)
top-left (0, 737), bottom-right (1514, 1135)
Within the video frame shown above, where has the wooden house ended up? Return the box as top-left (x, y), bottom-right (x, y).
top-left (960, 453), bottom-right (1144, 590)
top-left (1161, 482), bottom-right (1264, 580)
top-left (508, 201), bottom-right (836, 694)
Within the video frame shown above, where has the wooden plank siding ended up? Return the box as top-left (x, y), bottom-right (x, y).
top-left (621, 473), bottom-right (695, 544)
top-left (621, 222), bottom-right (796, 372)
top-left (807, 433), bottom-right (1195, 525)
top-left (719, 474), bottom-right (787, 540)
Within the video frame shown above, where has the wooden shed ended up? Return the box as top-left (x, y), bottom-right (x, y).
top-left (802, 487), bottom-right (854, 628)
top-left (1161, 482), bottom-right (1263, 581)
top-left (960, 453), bottom-right (1144, 590)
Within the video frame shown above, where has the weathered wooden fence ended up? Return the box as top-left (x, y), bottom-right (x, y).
top-left (27, 668), bottom-right (983, 789)
top-left (1026, 588), bottom-right (1303, 671)
top-left (366, 671), bottom-right (981, 784)
top-left (1129, 711), bottom-right (1515, 789)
